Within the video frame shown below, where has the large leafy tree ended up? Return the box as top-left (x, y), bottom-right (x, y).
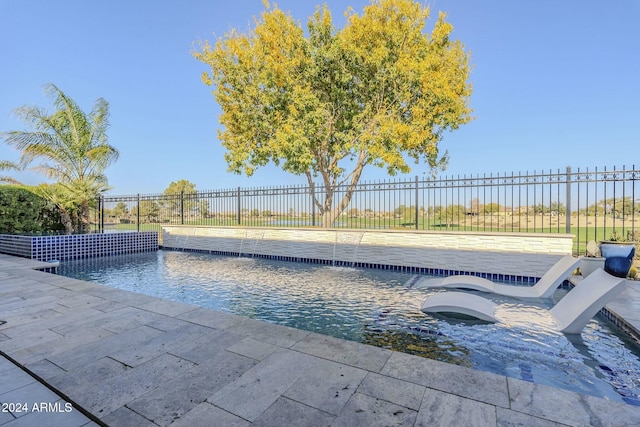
top-left (163, 179), bottom-right (199, 218)
top-left (112, 202), bottom-right (129, 219)
top-left (133, 200), bottom-right (160, 223)
top-left (194, 0), bottom-right (472, 227)
top-left (1, 84), bottom-right (118, 233)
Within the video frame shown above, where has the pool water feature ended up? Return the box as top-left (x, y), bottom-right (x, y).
top-left (333, 231), bottom-right (365, 266)
top-left (56, 250), bottom-right (640, 405)
top-left (238, 229), bottom-right (266, 257)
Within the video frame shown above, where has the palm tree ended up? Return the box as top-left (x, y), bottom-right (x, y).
top-left (1, 84), bottom-right (118, 233)
top-left (30, 183), bottom-right (78, 234)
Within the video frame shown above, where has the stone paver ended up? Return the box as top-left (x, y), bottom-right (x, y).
top-left (0, 358), bottom-right (94, 427)
top-left (1, 253), bottom-right (640, 427)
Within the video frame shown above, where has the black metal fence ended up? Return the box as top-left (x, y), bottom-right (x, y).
top-left (93, 165), bottom-right (639, 255)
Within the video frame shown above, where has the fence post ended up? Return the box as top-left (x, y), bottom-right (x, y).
top-left (311, 182), bottom-right (316, 227)
top-left (565, 166), bottom-right (571, 234)
top-left (415, 175), bottom-right (419, 230)
top-left (237, 187), bottom-right (241, 225)
top-left (100, 196), bottom-right (104, 233)
top-left (137, 194), bottom-right (140, 232)
top-left (180, 191), bottom-right (185, 225)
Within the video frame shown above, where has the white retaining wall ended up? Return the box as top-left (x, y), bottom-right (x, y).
top-left (162, 226), bottom-right (574, 279)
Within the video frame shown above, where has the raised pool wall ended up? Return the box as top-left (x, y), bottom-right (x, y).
top-left (162, 226), bottom-right (574, 281)
top-left (0, 231), bottom-right (158, 261)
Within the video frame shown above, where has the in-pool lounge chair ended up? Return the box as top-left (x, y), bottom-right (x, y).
top-left (420, 268), bottom-right (626, 334)
top-left (422, 254), bottom-right (580, 299)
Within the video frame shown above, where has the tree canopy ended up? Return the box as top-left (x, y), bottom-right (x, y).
top-left (1, 84), bottom-right (118, 233)
top-left (163, 179), bottom-right (199, 216)
top-left (164, 179), bottom-right (197, 196)
top-left (194, 0), bottom-right (472, 226)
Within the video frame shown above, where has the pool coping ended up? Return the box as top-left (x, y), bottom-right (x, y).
top-left (1, 253), bottom-right (640, 426)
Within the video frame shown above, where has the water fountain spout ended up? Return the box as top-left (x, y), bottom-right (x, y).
top-left (251, 229), bottom-right (265, 258)
top-left (240, 229), bottom-right (265, 258)
top-left (332, 231), bottom-right (366, 267)
top-left (351, 231), bottom-right (365, 267)
top-left (238, 231), bottom-right (246, 257)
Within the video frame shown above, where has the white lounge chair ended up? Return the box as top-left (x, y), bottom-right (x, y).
top-left (422, 254), bottom-right (580, 299)
top-left (420, 268), bottom-right (626, 334)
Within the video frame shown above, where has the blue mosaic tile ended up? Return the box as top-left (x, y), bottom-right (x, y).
top-left (0, 232), bottom-right (158, 261)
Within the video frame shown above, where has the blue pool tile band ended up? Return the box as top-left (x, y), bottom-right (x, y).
top-left (0, 232), bottom-right (158, 261)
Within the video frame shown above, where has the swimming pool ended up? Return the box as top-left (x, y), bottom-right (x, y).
top-left (56, 250), bottom-right (640, 405)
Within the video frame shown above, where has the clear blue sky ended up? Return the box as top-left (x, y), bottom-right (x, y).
top-left (1, 1), bottom-right (638, 195)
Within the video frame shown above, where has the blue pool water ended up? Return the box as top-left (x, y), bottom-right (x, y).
top-left (57, 250), bottom-right (640, 405)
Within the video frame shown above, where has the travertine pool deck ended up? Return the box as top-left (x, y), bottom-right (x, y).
top-left (1, 253), bottom-right (640, 426)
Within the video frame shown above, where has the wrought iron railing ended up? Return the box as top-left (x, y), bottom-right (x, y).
top-left (92, 165), bottom-right (639, 256)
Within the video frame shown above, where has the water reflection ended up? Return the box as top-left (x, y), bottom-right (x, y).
top-left (57, 250), bottom-right (640, 404)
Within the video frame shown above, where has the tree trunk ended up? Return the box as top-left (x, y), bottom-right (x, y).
top-left (79, 201), bottom-right (91, 234)
top-left (316, 151), bottom-right (368, 228)
top-left (322, 209), bottom-right (338, 228)
top-left (321, 187), bottom-right (358, 228)
top-left (58, 208), bottom-right (74, 234)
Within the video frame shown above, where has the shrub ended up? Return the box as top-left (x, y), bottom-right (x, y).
top-left (0, 186), bottom-right (64, 234)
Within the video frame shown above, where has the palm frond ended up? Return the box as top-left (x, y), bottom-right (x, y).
top-left (0, 176), bottom-right (23, 185)
top-left (0, 159), bottom-right (19, 170)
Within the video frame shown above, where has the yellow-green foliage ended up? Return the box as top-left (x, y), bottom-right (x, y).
top-left (194, 0), bottom-right (472, 226)
top-left (629, 266), bottom-right (637, 279)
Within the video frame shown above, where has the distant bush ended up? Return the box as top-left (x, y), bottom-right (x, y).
top-left (0, 186), bottom-right (64, 234)
top-left (484, 203), bottom-right (502, 214)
